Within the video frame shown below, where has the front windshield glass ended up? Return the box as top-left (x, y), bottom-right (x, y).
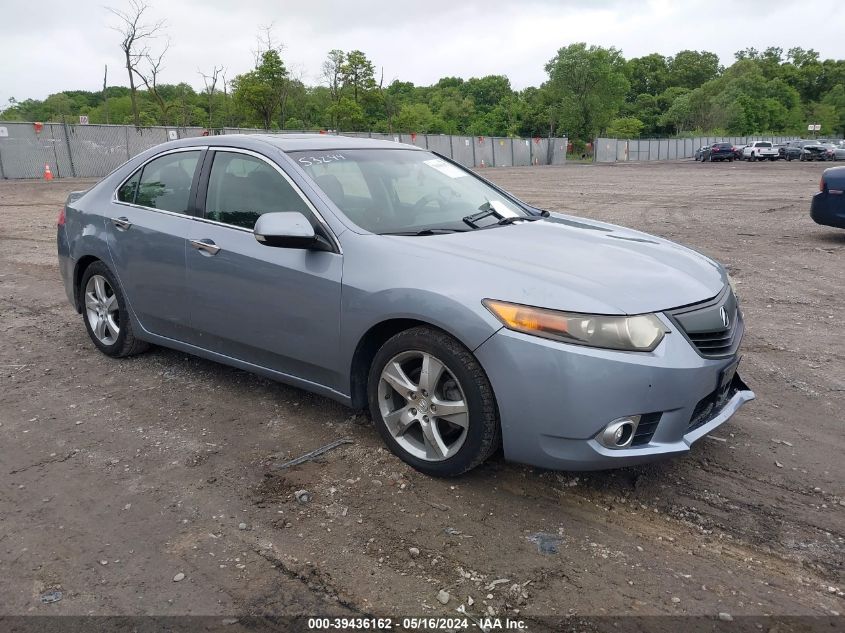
top-left (291, 149), bottom-right (528, 233)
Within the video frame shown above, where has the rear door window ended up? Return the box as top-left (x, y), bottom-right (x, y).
top-left (136, 151), bottom-right (201, 213)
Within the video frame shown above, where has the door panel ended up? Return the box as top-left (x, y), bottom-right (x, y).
top-left (104, 149), bottom-right (202, 340)
top-left (104, 206), bottom-right (192, 339)
top-left (185, 149), bottom-right (343, 391)
top-left (185, 224), bottom-right (343, 390)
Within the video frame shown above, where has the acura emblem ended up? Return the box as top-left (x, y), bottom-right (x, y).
top-left (719, 306), bottom-right (730, 329)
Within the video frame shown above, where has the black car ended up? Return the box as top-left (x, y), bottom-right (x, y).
top-left (701, 142), bottom-right (735, 162)
top-left (785, 140), bottom-right (831, 161)
top-left (774, 143), bottom-right (787, 160)
top-left (811, 166), bottom-right (845, 228)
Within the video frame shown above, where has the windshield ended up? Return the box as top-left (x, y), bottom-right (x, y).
top-left (756, 142), bottom-right (772, 147)
top-left (291, 149), bottom-right (528, 233)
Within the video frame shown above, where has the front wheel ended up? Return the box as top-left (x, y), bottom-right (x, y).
top-left (367, 327), bottom-right (500, 476)
top-left (80, 261), bottom-right (149, 358)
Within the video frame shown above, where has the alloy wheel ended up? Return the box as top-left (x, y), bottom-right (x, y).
top-left (377, 350), bottom-right (469, 462)
top-left (85, 274), bottom-right (120, 346)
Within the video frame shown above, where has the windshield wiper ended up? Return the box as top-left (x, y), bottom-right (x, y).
top-left (378, 228), bottom-right (468, 236)
top-left (464, 201), bottom-right (544, 228)
top-left (496, 215), bottom-right (542, 226)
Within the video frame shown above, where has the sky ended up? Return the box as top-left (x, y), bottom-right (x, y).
top-left (2, 0), bottom-right (844, 106)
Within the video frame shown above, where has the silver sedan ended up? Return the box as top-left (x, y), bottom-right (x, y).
top-left (57, 135), bottom-right (754, 476)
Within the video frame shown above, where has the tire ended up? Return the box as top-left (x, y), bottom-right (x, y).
top-left (787, 155), bottom-right (793, 161)
top-left (367, 326), bottom-right (500, 477)
top-left (800, 153), bottom-right (805, 162)
top-left (751, 153), bottom-right (757, 162)
top-left (80, 261), bottom-right (149, 358)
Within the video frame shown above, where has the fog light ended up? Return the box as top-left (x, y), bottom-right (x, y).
top-left (598, 415), bottom-right (641, 449)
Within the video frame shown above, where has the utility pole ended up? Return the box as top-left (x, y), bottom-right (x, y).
top-left (103, 65), bottom-right (110, 124)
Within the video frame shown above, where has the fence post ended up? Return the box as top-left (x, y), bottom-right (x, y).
top-left (62, 120), bottom-right (77, 178)
top-left (0, 137), bottom-right (5, 179)
top-left (491, 138), bottom-right (496, 166)
top-left (471, 137), bottom-right (477, 167)
top-left (510, 138), bottom-right (515, 166)
top-left (48, 125), bottom-right (62, 178)
top-left (448, 135), bottom-right (454, 160)
top-left (124, 126), bottom-right (131, 160)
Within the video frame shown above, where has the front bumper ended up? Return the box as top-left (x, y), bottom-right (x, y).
top-left (474, 322), bottom-right (755, 471)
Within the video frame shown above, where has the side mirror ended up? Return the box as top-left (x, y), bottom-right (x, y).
top-left (253, 212), bottom-right (333, 251)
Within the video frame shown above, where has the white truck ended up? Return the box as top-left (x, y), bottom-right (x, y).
top-left (742, 141), bottom-right (779, 161)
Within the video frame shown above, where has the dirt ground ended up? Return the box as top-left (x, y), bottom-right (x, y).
top-left (1, 160), bottom-right (843, 625)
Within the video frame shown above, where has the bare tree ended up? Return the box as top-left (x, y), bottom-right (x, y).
top-left (107, 0), bottom-right (165, 127)
top-left (133, 39), bottom-right (172, 124)
top-left (199, 65), bottom-right (224, 128)
top-left (221, 69), bottom-right (231, 127)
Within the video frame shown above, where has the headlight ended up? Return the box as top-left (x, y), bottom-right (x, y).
top-left (482, 299), bottom-right (668, 352)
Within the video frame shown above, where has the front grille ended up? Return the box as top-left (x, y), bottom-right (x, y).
top-left (666, 287), bottom-right (743, 359)
top-left (687, 325), bottom-right (739, 356)
top-left (631, 413), bottom-right (661, 446)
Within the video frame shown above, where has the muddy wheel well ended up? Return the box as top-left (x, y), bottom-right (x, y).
top-left (72, 256), bottom-right (101, 312)
top-left (349, 318), bottom-right (447, 411)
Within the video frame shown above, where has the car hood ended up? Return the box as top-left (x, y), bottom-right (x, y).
top-left (391, 214), bottom-right (726, 315)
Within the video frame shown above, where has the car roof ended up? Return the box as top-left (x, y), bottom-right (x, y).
top-left (198, 133), bottom-right (421, 153)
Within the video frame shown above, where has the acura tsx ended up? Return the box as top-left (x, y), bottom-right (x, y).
top-left (57, 134), bottom-right (754, 476)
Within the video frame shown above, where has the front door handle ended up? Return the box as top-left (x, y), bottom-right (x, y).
top-left (111, 217), bottom-right (132, 230)
top-left (190, 239), bottom-right (221, 256)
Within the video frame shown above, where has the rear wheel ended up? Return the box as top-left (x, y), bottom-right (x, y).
top-left (367, 327), bottom-right (500, 476)
top-left (80, 261), bottom-right (149, 358)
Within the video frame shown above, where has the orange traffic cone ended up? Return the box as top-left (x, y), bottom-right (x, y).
top-left (43, 163), bottom-right (54, 181)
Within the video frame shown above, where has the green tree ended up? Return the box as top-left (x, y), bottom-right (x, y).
top-left (341, 50), bottom-right (376, 103)
top-left (668, 50), bottom-right (721, 89)
top-left (625, 54), bottom-right (669, 96)
top-left (822, 84), bottom-right (845, 135)
top-left (232, 49), bottom-right (290, 129)
top-left (326, 96), bottom-right (365, 131)
top-left (544, 43), bottom-right (629, 140)
top-left (606, 117), bottom-right (644, 138)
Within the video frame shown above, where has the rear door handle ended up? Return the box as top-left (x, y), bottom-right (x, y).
top-left (111, 217), bottom-right (132, 230)
top-left (190, 239), bottom-right (221, 256)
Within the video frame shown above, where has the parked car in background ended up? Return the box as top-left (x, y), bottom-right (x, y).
top-left (811, 166), bottom-right (845, 228)
top-left (732, 145), bottom-right (747, 160)
top-left (774, 143), bottom-right (787, 160)
top-left (701, 142), bottom-right (735, 162)
top-left (785, 140), bottom-right (830, 161)
top-left (694, 146), bottom-right (709, 161)
top-left (56, 134), bottom-right (754, 475)
top-left (742, 141), bottom-right (779, 161)
top-left (821, 143), bottom-right (845, 160)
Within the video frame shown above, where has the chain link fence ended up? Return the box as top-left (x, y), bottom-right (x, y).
top-left (0, 121), bottom-right (566, 179)
top-left (594, 136), bottom-right (800, 163)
